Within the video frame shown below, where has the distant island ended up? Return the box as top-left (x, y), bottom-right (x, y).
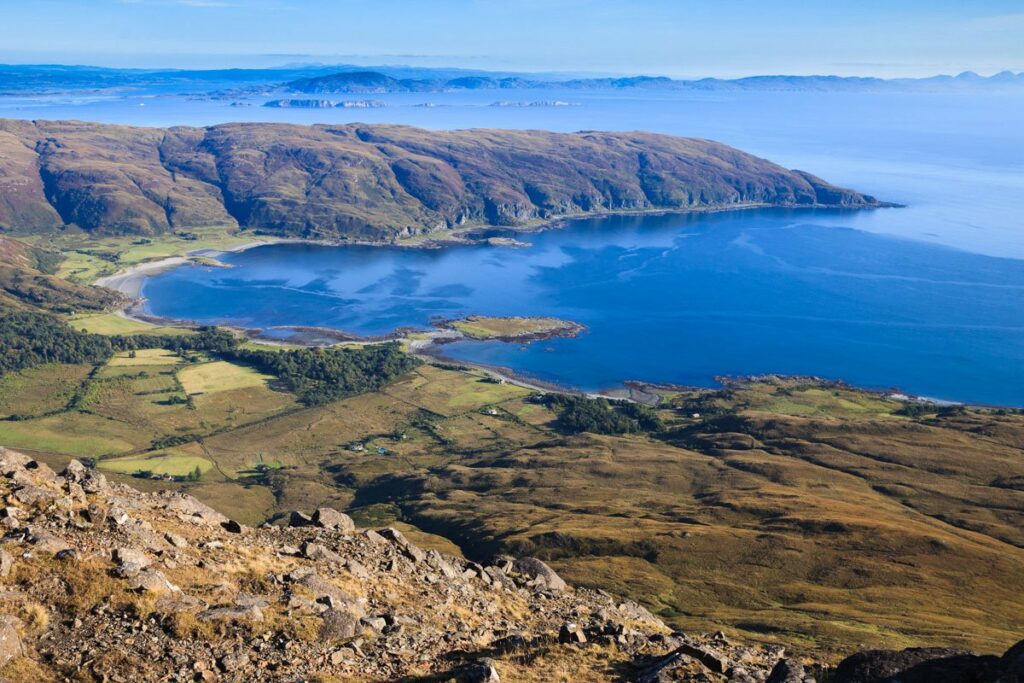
top-left (0, 119), bottom-right (885, 241)
top-left (263, 98), bottom-right (387, 109)
top-left (489, 100), bottom-right (579, 108)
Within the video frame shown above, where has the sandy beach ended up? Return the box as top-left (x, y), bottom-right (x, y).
top-left (94, 256), bottom-right (191, 298)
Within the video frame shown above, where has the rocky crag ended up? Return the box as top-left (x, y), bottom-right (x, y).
top-left (0, 446), bottom-right (1019, 682)
top-left (0, 119), bottom-right (884, 240)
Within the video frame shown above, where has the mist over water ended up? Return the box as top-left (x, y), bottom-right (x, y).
top-left (46, 86), bottom-right (1020, 404)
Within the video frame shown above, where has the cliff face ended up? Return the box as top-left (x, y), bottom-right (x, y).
top-left (0, 119), bottom-right (883, 239)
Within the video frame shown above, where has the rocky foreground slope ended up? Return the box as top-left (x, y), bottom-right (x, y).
top-left (0, 446), bottom-right (1020, 682)
top-left (0, 119), bottom-right (882, 239)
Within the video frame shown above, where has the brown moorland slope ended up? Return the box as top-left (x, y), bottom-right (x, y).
top-left (0, 236), bottom-right (121, 313)
top-left (3, 445), bottom-right (1022, 682)
top-left (0, 119), bottom-right (882, 238)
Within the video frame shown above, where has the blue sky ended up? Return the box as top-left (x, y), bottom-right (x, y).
top-left (1, 0), bottom-right (1022, 77)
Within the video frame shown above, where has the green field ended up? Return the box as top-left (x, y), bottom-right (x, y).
top-left (99, 452), bottom-right (214, 477)
top-left (26, 226), bottom-right (268, 284)
top-left (107, 348), bottom-right (183, 367)
top-left (71, 312), bottom-right (193, 337)
top-left (0, 411), bottom-right (142, 456)
top-left (178, 360), bottom-right (275, 395)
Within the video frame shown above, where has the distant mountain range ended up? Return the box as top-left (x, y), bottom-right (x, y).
top-left (286, 69), bottom-right (1024, 94)
top-left (1, 63), bottom-right (1022, 96)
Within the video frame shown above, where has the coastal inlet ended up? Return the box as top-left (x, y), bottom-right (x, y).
top-left (135, 208), bottom-right (1024, 407)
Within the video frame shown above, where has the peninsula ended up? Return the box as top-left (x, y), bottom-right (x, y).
top-left (0, 119), bottom-right (884, 241)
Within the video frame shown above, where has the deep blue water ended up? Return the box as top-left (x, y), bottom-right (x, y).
top-left (103, 86), bottom-right (1024, 405)
top-left (143, 208), bottom-right (1024, 405)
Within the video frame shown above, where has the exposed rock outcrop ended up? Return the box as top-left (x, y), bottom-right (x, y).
top-left (0, 445), bottom-right (1017, 682)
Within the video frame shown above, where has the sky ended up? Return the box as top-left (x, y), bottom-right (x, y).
top-left (0, 0), bottom-right (1022, 78)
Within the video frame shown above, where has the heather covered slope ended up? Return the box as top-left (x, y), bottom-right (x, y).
top-left (0, 119), bottom-right (882, 239)
top-left (0, 236), bottom-right (121, 314)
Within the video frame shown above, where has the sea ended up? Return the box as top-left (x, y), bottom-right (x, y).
top-left (6, 86), bottom-right (1023, 405)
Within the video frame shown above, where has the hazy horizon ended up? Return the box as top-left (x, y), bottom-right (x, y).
top-left (0, 55), bottom-right (1020, 83)
top-left (2, 1), bottom-right (1022, 79)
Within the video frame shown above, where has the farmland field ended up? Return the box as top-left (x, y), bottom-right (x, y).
top-left (71, 312), bottom-right (193, 337)
top-left (107, 349), bottom-right (183, 367)
top-left (178, 360), bottom-right (274, 395)
top-left (99, 452), bottom-right (213, 477)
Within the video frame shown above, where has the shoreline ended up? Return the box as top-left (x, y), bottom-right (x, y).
top-left (93, 202), bottom-right (885, 312)
top-left (80, 202), bottom-right (982, 408)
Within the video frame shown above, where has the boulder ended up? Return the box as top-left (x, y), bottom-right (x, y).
top-left (296, 572), bottom-right (363, 615)
top-left (320, 608), bottom-right (361, 640)
top-left (676, 642), bottom-right (729, 674)
top-left (301, 542), bottom-right (343, 563)
top-left (221, 519), bottom-right (244, 534)
top-left (510, 557), bottom-right (567, 592)
top-left (107, 506), bottom-right (130, 527)
top-left (558, 622), bottom-right (587, 644)
top-left (312, 507), bottom-right (355, 532)
top-left (130, 569), bottom-right (180, 596)
top-left (162, 493), bottom-right (228, 525)
top-left (456, 658), bottom-right (501, 683)
top-left (31, 531), bottom-right (72, 554)
top-left (0, 615), bottom-right (24, 667)
top-left (164, 532), bottom-right (188, 548)
top-left (13, 484), bottom-right (57, 505)
top-left (0, 549), bottom-right (13, 577)
top-left (288, 511), bottom-right (313, 527)
top-left (61, 459), bottom-right (108, 494)
top-left (832, 647), bottom-right (1000, 683)
top-left (113, 547), bottom-right (151, 568)
top-left (61, 459), bottom-right (87, 482)
top-left (217, 652), bottom-right (251, 673)
top-left (1002, 639), bottom-right (1024, 681)
top-left (766, 659), bottom-right (811, 683)
top-left (379, 527), bottom-right (426, 562)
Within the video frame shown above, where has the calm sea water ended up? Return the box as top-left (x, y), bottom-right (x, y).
top-left (143, 207), bottom-right (1024, 405)
top-left (40, 86), bottom-right (1020, 404)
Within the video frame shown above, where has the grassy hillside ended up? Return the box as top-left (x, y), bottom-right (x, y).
top-left (0, 236), bottom-right (122, 313)
top-left (5, 338), bottom-right (1021, 658)
top-left (0, 119), bottom-right (883, 239)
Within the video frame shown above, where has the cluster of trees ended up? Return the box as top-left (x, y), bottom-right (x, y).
top-left (224, 342), bottom-right (419, 406)
top-left (2, 309), bottom-right (419, 408)
top-left (0, 311), bottom-right (117, 373)
top-left (547, 394), bottom-right (663, 435)
top-left (0, 310), bottom-right (240, 376)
